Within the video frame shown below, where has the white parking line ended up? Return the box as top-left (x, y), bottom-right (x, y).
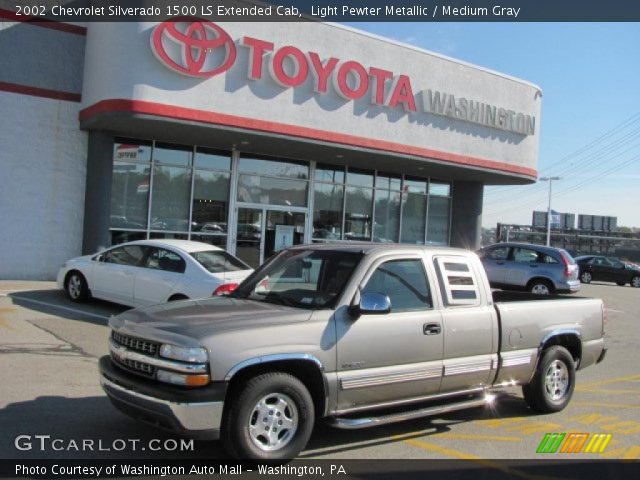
top-left (4, 295), bottom-right (111, 321)
top-left (607, 308), bottom-right (625, 314)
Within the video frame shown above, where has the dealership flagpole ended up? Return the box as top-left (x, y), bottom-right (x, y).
top-left (540, 176), bottom-right (561, 246)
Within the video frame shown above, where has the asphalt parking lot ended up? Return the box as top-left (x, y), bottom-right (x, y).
top-left (0, 281), bottom-right (638, 463)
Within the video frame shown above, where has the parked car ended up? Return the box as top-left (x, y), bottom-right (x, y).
top-left (100, 243), bottom-right (605, 460)
top-left (478, 242), bottom-right (580, 295)
top-left (57, 240), bottom-right (253, 307)
top-left (575, 255), bottom-right (640, 287)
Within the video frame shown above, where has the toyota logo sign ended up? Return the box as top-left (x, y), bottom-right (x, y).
top-left (151, 18), bottom-right (236, 78)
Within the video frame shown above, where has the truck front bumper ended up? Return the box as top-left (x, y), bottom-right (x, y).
top-left (99, 356), bottom-right (225, 440)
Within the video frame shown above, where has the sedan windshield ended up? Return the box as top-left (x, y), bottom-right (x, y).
top-left (232, 249), bottom-right (363, 309)
top-left (190, 250), bottom-right (251, 273)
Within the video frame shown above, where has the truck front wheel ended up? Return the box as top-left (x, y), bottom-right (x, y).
top-left (522, 346), bottom-right (576, 413)
top-left (221, 372), bottom-right (315, 460)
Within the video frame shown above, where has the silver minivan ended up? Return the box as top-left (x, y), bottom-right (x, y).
top-left (478, 242), bottom-right (580, 294)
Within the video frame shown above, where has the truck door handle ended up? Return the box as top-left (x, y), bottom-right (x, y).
top-left (423, 323), bottom-right (441, 335)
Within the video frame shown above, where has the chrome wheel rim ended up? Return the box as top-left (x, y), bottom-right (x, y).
top-left (582, 272), bottom-right (591, 283)
top-left (544, 360), bottom-right (569, 401)
top-left (632, 277), bottom-right (640, 288)
top-left (248, 393), bottom-right (298, 452)
top-left (68, 275), bottom-right (81, 299)
top-left (531, 283), bottom-right (550, 295)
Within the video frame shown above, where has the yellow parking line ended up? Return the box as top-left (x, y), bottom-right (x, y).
top-left (573, 401), bottom-right (640, 409)
top-left (401, 438), bottom-right (560, 480)
top-left (577, 373), bottom-right (640, 389)
top-left (434, 433), bottom-right (522, 442)
top-left (578, 388), bottom-right (639, 395)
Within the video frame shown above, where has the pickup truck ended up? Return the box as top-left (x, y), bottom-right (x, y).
top-left (99, 244), bottom-right (607, 460)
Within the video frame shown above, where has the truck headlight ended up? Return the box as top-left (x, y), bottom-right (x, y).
top-left (159, 344), bottom-right (208, 364)
top-left (157, 370), bottom-right (210, 387)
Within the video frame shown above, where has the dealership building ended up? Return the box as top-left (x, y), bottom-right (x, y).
top-left (0, 13), bottom-right (541, 279)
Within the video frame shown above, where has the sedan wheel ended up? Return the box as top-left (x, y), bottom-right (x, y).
top-left (580, 272), bottom-right (592, 284)
top-left (530, 282), bottom-right (551, 295)
top-left (66, 272), bottom-right (88, 302)
top-left (632, 276), bottom-right (640, 288)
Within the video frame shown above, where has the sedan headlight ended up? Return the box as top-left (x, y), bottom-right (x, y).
top-left (159, 344), bottom-right (208, 364)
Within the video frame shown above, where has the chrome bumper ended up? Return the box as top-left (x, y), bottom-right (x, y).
top-left (100, 373), bottom-right (224, 440)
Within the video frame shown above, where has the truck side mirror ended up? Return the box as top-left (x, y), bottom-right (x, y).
top-left (350, 292), bottom-right (391, 317)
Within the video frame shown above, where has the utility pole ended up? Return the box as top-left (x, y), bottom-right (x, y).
top-left (539, 176), bottom-right (561, 246)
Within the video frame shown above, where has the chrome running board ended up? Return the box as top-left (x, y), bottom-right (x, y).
top-left (328, 396), bottom-right (489, 430)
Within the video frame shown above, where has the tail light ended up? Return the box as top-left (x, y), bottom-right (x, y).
top-left (559, 251), bottom-right (573, 278)
top-left (213, 283), bottom-right (238, 296)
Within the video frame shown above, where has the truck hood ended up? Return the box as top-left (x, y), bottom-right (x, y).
top-left (109, 297), bottom-right (312, 346)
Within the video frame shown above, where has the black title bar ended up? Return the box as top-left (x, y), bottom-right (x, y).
top-left (3, 0), bottom-right (640, 22)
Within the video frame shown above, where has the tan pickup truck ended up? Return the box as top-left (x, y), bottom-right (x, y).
top-left (99, 244), bottom-right (607, 460)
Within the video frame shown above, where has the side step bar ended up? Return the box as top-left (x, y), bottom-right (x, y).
top-left (328, 396), bottom-right (489, 430)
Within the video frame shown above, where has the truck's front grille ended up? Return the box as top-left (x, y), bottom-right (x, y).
top-left (113, 355), bottom-right (156, 376)
top-left (112, 331), bottom-right (159, 356)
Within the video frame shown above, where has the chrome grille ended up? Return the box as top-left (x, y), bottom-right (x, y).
top-left (113, 355), bottom-right (155, 376)
top-left (111, 331), bottom-right (158, 356)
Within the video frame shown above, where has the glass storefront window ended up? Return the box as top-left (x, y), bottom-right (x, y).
top-left (346, 168), bottom-right (374, 188)
top-left (315, 164), bottom-right (345, 184)
top-left (344, 186), bottom-right (372, 241)
top-left (110, 162), bottom-right (150, 230)
top-left (313, 183), bottom-right (344, 240)
top-left (401, 191), bottom-right (427, 244)
top-left (150, 165), bottom-right (191, 231)
top-left (111, 230), bottom-right (147, 245)
top-left (239, 156), bottom-right (308, 179)
top-left (374, 189), bottom-right (400, 243)
top-left (154, 143), bottom-right (192, 166)
top-left (404, 177), bottom-right (428, 194)
top-left (430, 181), bottom-right (451, 196)
top-left (376, 172), bottom-right (401, 191)
top-left (427, 196), bottom-right (451, 245)
top-left (192, 170), bottom-right (230, 235)
top-left (237, 174), bottom-right (308, 207)
top-left (113, 140), bottom-right (151, 163)
top-left (194, 148), bottom-right (231, 171)
top-left (189, 234), bottom-right (227, 248)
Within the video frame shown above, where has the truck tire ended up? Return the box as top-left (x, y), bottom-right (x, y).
top-left (522, 346), bottom-right (575, 413)
top-left (65, 271), bottom-right (89, 302)
top-left (221, 372), bottom-right (315, 460)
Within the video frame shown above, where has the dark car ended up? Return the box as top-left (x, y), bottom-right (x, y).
top-left (575, 255), bottom-right (640, 287)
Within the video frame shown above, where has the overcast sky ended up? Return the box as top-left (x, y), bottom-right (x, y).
top-left (346, 22), bottom-right (640, 228)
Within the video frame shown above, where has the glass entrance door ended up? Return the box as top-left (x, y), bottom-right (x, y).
top-left (235, 207), bottom-right (306, 268)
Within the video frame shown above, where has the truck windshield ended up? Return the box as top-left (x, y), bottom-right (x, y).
top-left (232, 249), bottom-right (362, 309)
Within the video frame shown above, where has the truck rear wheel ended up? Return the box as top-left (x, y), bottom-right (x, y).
top-left (221, 372), bottom-right (315, 460)
top-left (522, 346), bottom-right (575, 413)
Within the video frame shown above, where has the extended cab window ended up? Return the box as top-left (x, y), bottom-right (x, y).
top-left (362, 259), bottom-right (432, 312)
top-left (435, 256), bottom-right (480, 306)
top-left (145, 248), bottom-right (186, 273)
top-left (103, 245), bottom-right (146, 267)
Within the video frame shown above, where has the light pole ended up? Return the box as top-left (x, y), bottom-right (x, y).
top-left (539, 176), bottom-right (561, 246)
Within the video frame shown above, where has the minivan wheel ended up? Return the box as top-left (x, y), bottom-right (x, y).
top-left (529, 280), bottom-right (553, 295)
top-left (632, 276), bottom-right (640, 288)
top-left (65, 271), bottom-right (88, 302)
top-left (221, 372), bottom-right (315, 460)
top-left (523, 346), bottom-right (575, 413)
top-left (580, 272), bottom-right (592, 284)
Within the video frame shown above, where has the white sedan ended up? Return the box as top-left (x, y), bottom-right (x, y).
top-left (57, 240), bottom-right (253, 307)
